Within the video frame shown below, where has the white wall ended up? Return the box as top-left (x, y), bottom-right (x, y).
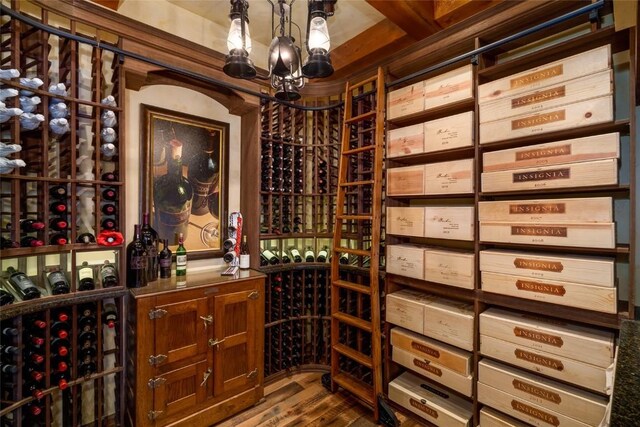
top-left (125, 84), bottom-right (241, 270)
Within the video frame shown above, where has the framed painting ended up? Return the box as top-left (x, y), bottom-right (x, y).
top-left (142, 105), bottom-right (229, 259)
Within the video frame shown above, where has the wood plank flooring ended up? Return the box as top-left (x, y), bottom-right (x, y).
top-left (216, 372), bottom-right (423, 427)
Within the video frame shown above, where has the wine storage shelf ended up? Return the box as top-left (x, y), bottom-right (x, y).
top-left (383, 11), bottom-right (636, 427)
top-left (1, 3), bottom-right (126, 426)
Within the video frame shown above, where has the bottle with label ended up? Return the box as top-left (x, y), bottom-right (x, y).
top-left (99, 260), bottom-right (118, 288)
top-left (290, 247), bottom-right (303, 263)
top-left (159, 239), bottom-right (172, 279)
top-left (279, 250), bottom-right (291, 264)
top-left (77, 262), bottom-right (95, 291)
top-left (5, 267), bottom-right (40, 300)
top-left (304, 247), bottom-right (315, 262)
top-left (46, 270), bottom-right (70, 295)
top-left (141, 213), bottom-right (159, 282)
top-left (176, 233), bottom-right (187, 276)
top-left (188, 132), bottom-right (219, 216)
top-left (126, 224), bottom-right (148, 288)
top-left (262, 248), bottom-right (280, 265)
top-left (239, 235), bottom-right (250, 269)
top-left (317, 246), bottom-right (328, 263)
top-left (153, 140), bottom-right (193, 240)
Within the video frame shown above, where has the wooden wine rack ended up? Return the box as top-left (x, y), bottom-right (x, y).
top-left (1, 3), bottom-right (126, 426)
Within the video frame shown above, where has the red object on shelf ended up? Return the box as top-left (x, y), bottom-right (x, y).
top-left (97, 231), bottom-right (124, 246)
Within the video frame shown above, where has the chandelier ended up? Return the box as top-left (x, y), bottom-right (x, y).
top-left (223, 0), bottom-right (335, 101)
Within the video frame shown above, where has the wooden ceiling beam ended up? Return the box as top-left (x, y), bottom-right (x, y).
top-left (433, 0), bottom-right (503, 28)
top-left (365, 0), bottom-right (442, 40)
top-left (89, 0), bottom-right (122, 11)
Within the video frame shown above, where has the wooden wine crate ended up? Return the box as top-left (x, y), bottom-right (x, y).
top-left (386, 207), bottom-right (426, 237)
top-left (478, 45), bottom-right (611, 104)
top-left (479, 70), bottom-right (613, 123)
top-left (392, 347), bottom-right (473, 397)
top-left (391, 327), bottom-right (473, 376)
top-left (386, 290), bottom-right (475, 350)
top-left (425, 206), bottom-right (475, 241)
top-left (424, 111), bottom-right (474, 153)
top-left (479, 221), bottom-right (615, 249)
top-left (424, 248), bottom-right (475, 290)
top-left (478, 382), bottom-right (596, 427)
top-left (481, 272), bottom-right (617, 314)
top-left (480, 307), bottom-right (615, 367)
top-left (481, 335), bottom-right (610, 394)
top-left (387, 244), bottom-right (425, 280)
top-left (482, 132), bottom-right (620, 172)
top-left (387, 165), bottom-right (426, 196)
top-left (479, 359), bottom-right (609, 426)
top-left (480, 407), bottom-right (531, 427)
top-left (389, 371), bottom-right (473, 427)
top-left (479, 249), bottom-right (615, 288)
top-left (388, 123), bottom-right (425, 158)
top-left (386, 289), bottom-right (435, 335)
top-left (424, 158), bottom-right (474, 194)
top-left (478, 197), bottom-right (613, 223)
top-left (479, 95), bottom-right (614, 144)
top-left (388, 81), bottom-right (425, 120)
top-left (481, 158), bottom-right (618, 192)
top-left (424, 64), bottom-right (474, 110)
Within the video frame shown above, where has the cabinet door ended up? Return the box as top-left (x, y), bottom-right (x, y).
top-left (212, 289), bottom-right (260, 396)
top-left (153, 359), bottom-right (209, 425)
top-left (154, 296), bottom-right (210, 366)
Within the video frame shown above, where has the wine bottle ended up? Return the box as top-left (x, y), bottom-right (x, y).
top-left (262, 249), bottom-right (279, 265)
top-left (159, 239), bottom-right (172, 278)
top-left (51, 371), bottom-right (70, 390)
top-left (102, 298), bottom-right (117, 329)
top-left (223, 251), bottom-right (236, 264)
top-left (279, 250), bottom-right (291, 264)
top-left (0, 237), bottom-right (19, 249)
top-left (24, 348), bottom-right (44, 364)
top-left (188, 133), bottom-right (219, 216)
top-left (317, 246), bottom-right (328, 263)
top-left (77, 262), bottom-right (95, 291)
top-left (50, 201), bottom-right (67, 214)
top-left (76, 232), bottom-right (96, 244)
top-left (99, 260), bottom-right (118, 288)
top-left (141, 213), bottom-right (159, 282)
top-left (101, 218), bottom-right (117, 230)
top-left (20, 236), bottom-right (44, 247)
top-left (49, 184), bottom-right (67, 198)
top-left (49, 217), bottom-right (67, 231)
top-left (102, 187), bottom-right (117, 201)
top-left (24, 381), bottom-right (45, 399)
top-left (126, 224), bottom-right (148, 288)
top-left (78, 330), bottom-right (96, 349)
top-left (78, 360), bottom-right (97, 377)
top-left (239, 235), bottom-right (250, 269)
top-left (50, 319), bottom-right (70, 340)
top-left (17, 219), bottom-right (46, 232)
top-left (223, 237), bottom-right (236, 252)
top-left (1, 362), bottom-right (18, 374)
top-left (0, 344), bottom-right (19, 355)
top-left (50, 337), bottom-right (70, 357)
top-left (78, 346), bottom-right (97, 363)
top-left (101, 203), bottom-right (117, 215)
top-left (78, 313), bottom-right (96, 332)
top-left (5, 267), bottom-right (40, 300)
top-left (304, 247), bottom-right (315, 262)
top-left (46, 270), bottom-right (70, 295)
top-left (101, 172), bottom-right (117, 181)
top-left (153, 140), bottom-right (193, 240)
top-left (0, 285), bottom-right (15, 305)
top-left (51, 356), bottom-right (69, 373)
top-left (176, 233), bottom-right (187, 276)
top-left (49, 233), bottom-right (68, 245)
top-left (290, 247), bottom-right (303, 263)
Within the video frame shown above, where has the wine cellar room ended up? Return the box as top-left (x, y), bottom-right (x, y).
top-left (0, 0), bottom-right (638, 426)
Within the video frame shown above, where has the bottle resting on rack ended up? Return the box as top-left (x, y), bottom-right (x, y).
top-left (77, 262), bottom-right (95, 291)
top-left (99, 260), bottom-right (118, 288)
top-left (304, 247), bottom-right (315, 262)
top-left (46, 270), bottom-right (70, 295)
top-left (290, 248), bottom-right (303, 263)
top-left (317, 246), bottom-right (328, 263)
top-left (4, 266), bottom-right (40, 300)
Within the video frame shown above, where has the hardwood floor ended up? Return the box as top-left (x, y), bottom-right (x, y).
top-left (215, 372), bottom-right (423, 427)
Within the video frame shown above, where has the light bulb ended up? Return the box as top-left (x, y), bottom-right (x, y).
top-left (308, 16), bottom-right (330, 52)
top-left (227, 17), bottom-right (252, 53)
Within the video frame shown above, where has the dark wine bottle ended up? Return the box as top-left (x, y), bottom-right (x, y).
top-left (46, 270), bottom-right (70, 295)
top-left (1, 362), bottom-right (18, 374)
top-left (50, 201), bottom-right (67, 214)
top-left (5, 267), bottom-right (40, 300)
top-left (27, 367), bottom-right (44, 381)
top-left (101, 172), bottom-right (117, 181)
top-left (100, 260), bottom-right (118, 288)
top-left (49, 233), bottom-right (68, 245)
top-left (51, 371), bottom-right (70, 390)
top-left (188, 132), bottom-right (219, 216)
top-left (0, 285), bottom-right (15, 305)
top-left (159, 239), bottom-right (172, 279)
top-left (339, 252), bottom-right (349, 264)
top-left (78, 330), bottom-right (97, 349)
top-left (101, 187), bottom-right (117, 201)
top-left (51, 356), bottom-right (69, 373)
top-left (317, 247), bottom-right (328, 263)
top-left (18, 219), bottom-right (46, 232)
top-left (304, 247), bottom-right (315, 262)
top-left (50, 337), bottom-right (70, 357)
top-left (77, 262), bottom-right (95, 291)
top-left (76, 232), bottom-right (96, 244)
top-left (176, 233), bottom-right (187, 276)
top-left (20, 236), bottom-right (44, 247)
top-left (24, 381), bottom-right (45, 399)
top-left (126, 224), bottom-right (148, 288)
top-left (49, 185), bottom-right (67, 198)
top-left (262, 249), bottom-right (280, 265)
top-left (101, 204), bottom-right (117, 215)
top-left (101, 218), bottom-right (117, 230)
top-left (153, 140), bottom-right (193, 240)
top-left (78, 360), bottom-right (97, 377)
top-left (49, 217), bottom-right (68, 231)
top-left (102, 298), bottom-right (118, 329)
top-left (78, 312), bottom-right (96, 332)
top-left (280, 250), bottom-right (291, 264)
top-left (290, 248), bottom-right (303, 263)
top-left (0, 344), bottom-right (19, 355)
top-left (24, 348), bottom-right (45, 364)
top-left (50, 320), bottom-right (70, 340)
top-left (141, 213), bottom-right (159, 282)
top-left (0, 237), bottom-right (19, 249)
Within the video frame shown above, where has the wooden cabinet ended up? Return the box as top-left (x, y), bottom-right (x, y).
top-left (126, 270), bottom-right (265, 427)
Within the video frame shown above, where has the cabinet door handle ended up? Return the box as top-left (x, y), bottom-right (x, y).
top-left (246, 368), bottom-right (258, 379)
top-left (200, 368), bottom-right (212, 387)
top-left (208, 338), bottom-right (225, 349)
top-left (199, 315), bottom-right (213, 328)
top-left (147, 410), bottom-right (164, 421)
top-left (248, 291), bottom-right (259, 300)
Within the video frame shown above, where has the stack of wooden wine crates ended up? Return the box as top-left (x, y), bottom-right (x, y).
top-left (383, 18), bottom-right (634, 427)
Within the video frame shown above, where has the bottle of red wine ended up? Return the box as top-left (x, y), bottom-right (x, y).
top-left (188, 133), bottom-right (219, 216)
top-left (290, 247), bottom-right (303, 263)
top-left (19, 219), bottom-right (46, 232)
top-left (77, 262), bottom-right (95, 291)
top-left (20, 236), bottom-right (44, 247)
top-left (49, 185), bottom-right (67, 198)
top-left (304, 247), bottom-right (315, 262)
top-left (159, 239), bottom-right (172, 279)
top-left (50, 319), bottom-right (70, 340)
top-left (262, 249), bottom-right (279, 265)
top-left (51, 371), bottom-right (70, 390)
top-left (101, 172), bottom-right (118, 182)
top-left (239, 235), bottom-right (250, 269)
top-left (101, 204), bottom-right (117, 215)
top-left (101, 187), bottom-right (117, 201)
top-left (126, 224), bottom-right (148, 288)
top-left (49, 233), bottom-right (68, 245)
top-left (50, 337), bottom-right (70, 357)
top-left (317, 246), bottom-right (328, 263)
top-left (99, 260), bottom-right (118, 288)
top-left (102, 298), bottom-right (117, 329)
top-left (153, 140), bottom-right (193, 240)
top-left (0, 237), bottom-right (19, 249)
top-left (5, 267), bottom-right (40, 300)
top-left (49, 218), bottom-right (67, 231)
top-left (46, 270), bottom-right (70, 295)
top-left (0, 285), bottom-right (15, 305)
top-left (141, 213), bottom-right (159, 282)
top-left (50, 201), bottom-right (67, 214)
top-left (101, 218), bottom-right (117, 230)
